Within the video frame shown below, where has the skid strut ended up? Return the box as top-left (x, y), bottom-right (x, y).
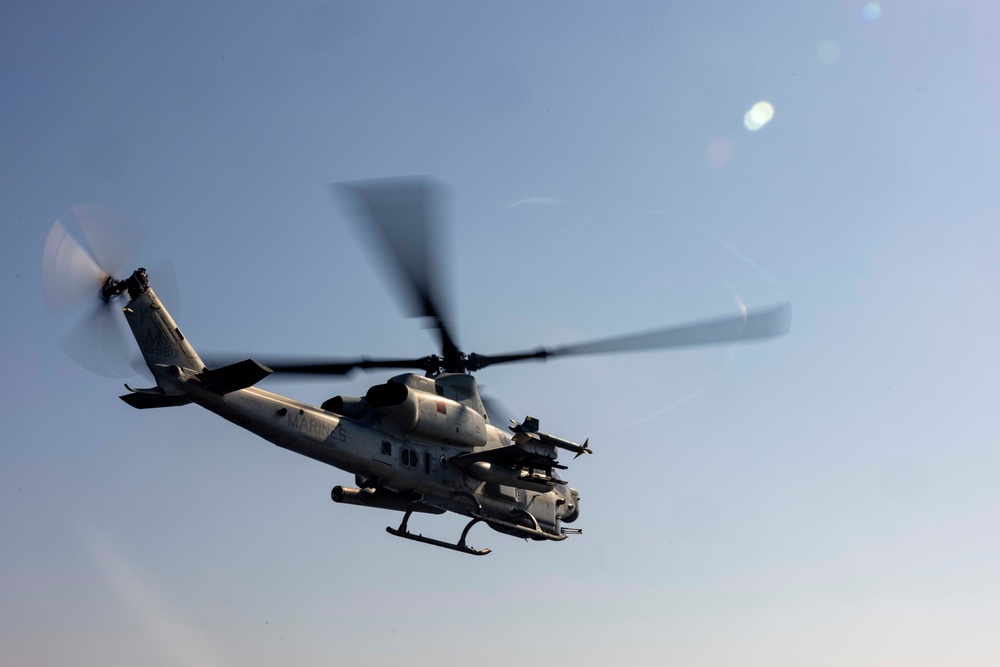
top-left (386, 506), bottom-right (492, 556)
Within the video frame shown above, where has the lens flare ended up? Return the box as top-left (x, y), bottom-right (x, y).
top-left (862, 3), bottom-right (881, 22)
top-left (817, 40), bottom-right (841, 64)
top-left (743, 101), bottom-right (775, 131)
top-left (706, 137), bottom-right (734, 166)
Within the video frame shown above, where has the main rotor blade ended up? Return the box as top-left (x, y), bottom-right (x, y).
top-left (469, 302), bottom-right (791, 370)
top-left (204, 355), bottom-right (439, 376)
top-left (333, 177), bottom-right (462, 369)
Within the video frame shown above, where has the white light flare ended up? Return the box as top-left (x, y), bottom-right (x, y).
top-left (743, 101), bottom-right (775, 131)
top-left (862, 3), bottom-right (882, 22)
top-left (817, 40), bottom-right (841, 64)
top-left (706, 137), bottom-right (735, 166)
top-left (81, 528), bottom-right (225, 666)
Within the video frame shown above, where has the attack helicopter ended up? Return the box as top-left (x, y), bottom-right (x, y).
top-left (41, 178), bottom-right (791, 555)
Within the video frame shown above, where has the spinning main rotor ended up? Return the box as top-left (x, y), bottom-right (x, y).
top-left (253, 177), bottom-right (791, 379)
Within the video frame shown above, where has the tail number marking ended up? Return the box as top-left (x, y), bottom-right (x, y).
top-left (143, 329), bottom-right (179, 359)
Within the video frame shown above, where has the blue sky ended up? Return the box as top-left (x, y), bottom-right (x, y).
top-left (4, 2), bottom-right (1000, 665)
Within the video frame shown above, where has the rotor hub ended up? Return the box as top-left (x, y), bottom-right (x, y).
top-left (100, 268), bottom-right (149, 302)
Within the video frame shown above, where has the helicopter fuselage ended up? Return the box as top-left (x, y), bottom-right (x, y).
top-left (117, 273), bottom-right (581, 555)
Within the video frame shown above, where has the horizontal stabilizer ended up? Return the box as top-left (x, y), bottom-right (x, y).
top-left (120, 393), bottom-right (193, 409)
top-left (198, 359), bottom-right (272, 394)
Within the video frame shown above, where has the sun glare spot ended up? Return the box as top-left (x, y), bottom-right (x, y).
top-left (817, 40), bottom-right (841, 64)
top-left (862, 3), bottom-right (881, 22)
top-left (743, 101), bottom-right (774, 131)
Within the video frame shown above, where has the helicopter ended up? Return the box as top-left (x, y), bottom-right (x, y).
top-left (41, 178), bottom-right (791, 555)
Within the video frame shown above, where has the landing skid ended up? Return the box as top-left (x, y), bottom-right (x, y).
top-left (387, 507), bottom-right (492, 556)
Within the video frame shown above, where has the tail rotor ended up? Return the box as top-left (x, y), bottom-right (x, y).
top-left (41, 204), bottom-right (178, 378)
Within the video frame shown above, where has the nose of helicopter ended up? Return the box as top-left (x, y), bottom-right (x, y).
top-left (560, 487), bottom-right (581, 524)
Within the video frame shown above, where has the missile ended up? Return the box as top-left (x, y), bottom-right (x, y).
top-left (466, 461), bottom-right (557, 493)
top-left (510, 416), bottom-right (592, 459)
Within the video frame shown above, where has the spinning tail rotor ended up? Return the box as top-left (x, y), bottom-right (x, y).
top-left (41, 204), bottom-right (178, 378)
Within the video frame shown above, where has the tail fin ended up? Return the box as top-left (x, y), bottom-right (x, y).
top-left (197, 359), bottom-right (272, 394)
top-left (122, 284), bottom-right (205, 373)
top-left (120, 390), bottom-right (193, 409)
top-left (117, 271), bottom-right (271, 408)
top-left (118, 358), bottom-right (271, 409)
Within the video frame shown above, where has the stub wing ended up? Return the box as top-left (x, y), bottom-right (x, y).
top-left (450, 443), bottom-right (564, 473)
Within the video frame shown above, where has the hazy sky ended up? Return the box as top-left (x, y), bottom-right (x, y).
top-left (4, 2), bottom-right (1000, 665)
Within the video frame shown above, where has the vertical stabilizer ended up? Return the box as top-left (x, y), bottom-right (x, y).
top-left (123, 283), bottom-right (205, 374)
